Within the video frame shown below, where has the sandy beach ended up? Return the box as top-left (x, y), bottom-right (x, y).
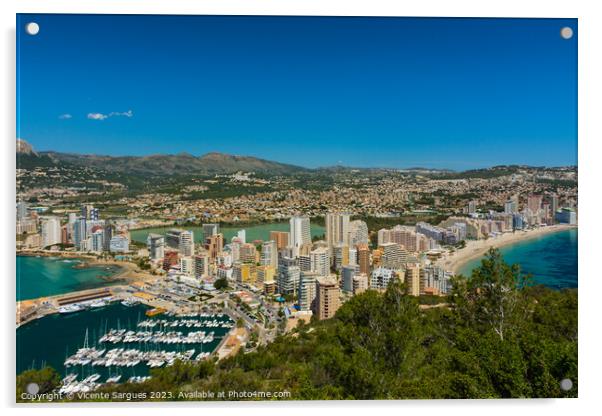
top-left (437, 224), bottom-right (577, 275)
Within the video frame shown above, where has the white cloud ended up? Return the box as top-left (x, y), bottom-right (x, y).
top-left (87, 110), bottom-right (133, 120)
top-left (87, 112), bottom-right (108, 120)
top-left (58, 113), bottom-right (72, 119)
top-left (109, 110), bottom-right (133, 118)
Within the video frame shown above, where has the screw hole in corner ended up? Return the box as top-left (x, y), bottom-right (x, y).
top-left (25, 22), bottom-right (40, 36)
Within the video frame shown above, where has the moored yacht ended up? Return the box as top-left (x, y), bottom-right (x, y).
top-left (59, 304), bottom-right (84, 314)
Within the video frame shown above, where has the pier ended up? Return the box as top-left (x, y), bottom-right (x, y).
top-left (57, 288), bottom-right (113, 306)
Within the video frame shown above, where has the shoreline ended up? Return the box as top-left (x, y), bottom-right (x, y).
top-left (17, 251), bottom-right (157, 301)
top-left (18, 252), bottom-right (131, 281)
top-left (437, 224), bottom-right (577, 275)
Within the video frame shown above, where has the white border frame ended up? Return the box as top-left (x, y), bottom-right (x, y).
top-left (2, 1), bottom-right (600, 415)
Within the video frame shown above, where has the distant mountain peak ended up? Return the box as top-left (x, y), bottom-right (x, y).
top-left (175, 151), bottom-right (195, 158)
top-left (16, 138), bottom-right (37, 156)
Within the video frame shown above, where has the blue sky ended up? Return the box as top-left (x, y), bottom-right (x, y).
top-left (16, 15), bottom-right (577, 170)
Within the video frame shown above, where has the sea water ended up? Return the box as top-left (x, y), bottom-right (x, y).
top-left (458, 228), bottom-right (578, 289)
top-left (17, 256), bottom-right (125, 301)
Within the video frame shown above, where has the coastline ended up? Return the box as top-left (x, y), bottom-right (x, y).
top-left (18, 253), bottom-right (128, 282)
top-left (17, 250), bottom-right (148, 279)
top-left (17, 251), bottom-right (157, 301)
top-left (437, 224), bottom-right (577, 275)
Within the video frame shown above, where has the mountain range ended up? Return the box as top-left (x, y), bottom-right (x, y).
top-left (16, 139), bottom-right (573, 178)
top-left (16, 139), bottom-right (308, 175)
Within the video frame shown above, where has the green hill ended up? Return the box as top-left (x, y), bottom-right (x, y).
top-left (38, 150), bottom-right (308, 176)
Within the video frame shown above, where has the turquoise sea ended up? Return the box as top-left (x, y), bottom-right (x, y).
top-left (130, 222), bottom-right (325, 244)
top-left (458, 228), bottom-right (578, 289)
top-left (17, 256), bottom-right (124, 301)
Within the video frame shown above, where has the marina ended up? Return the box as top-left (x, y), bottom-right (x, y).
top-left (17, 302), bottom-right (234, 390)
top-left (64, 346), bottom-right (209, 368)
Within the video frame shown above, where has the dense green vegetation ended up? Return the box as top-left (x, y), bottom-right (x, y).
top-left (214, 278), bottom-right (229, 290)
top-left (16, 153), bottom-right (58, 169)
top-left (434, 166), bottom-right (526, 179)
top-left (359, 214), bottom-right (449, 232)
top-left (17, 249), bottom-right (577, 401)
top-left (181, 182), bottom-right (275, 200)
top-left (535, 178), bottom-right (579, 191)
top-left (17, 367), bottom-right (61, 397)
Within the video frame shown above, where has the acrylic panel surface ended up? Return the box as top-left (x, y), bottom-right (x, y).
top-left (16, 14), bottom-right (577, 402)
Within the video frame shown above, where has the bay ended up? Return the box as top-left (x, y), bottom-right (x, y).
top-left (17, 256), bottom-right (124, 301)
top-left (458, 229), bottom-right (578, 289)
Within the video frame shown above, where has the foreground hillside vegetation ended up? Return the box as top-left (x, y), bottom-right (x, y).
top-left (18, 249), bottom-right (577, 401)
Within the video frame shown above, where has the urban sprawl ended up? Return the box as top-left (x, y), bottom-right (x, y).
top-left (17, 180), bottom-right (577, 326)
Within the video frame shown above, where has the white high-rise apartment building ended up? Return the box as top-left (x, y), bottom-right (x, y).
top-left (180, 256), bottom-right (194, 276)
top-left (180, 230), bottom-right (195, 256)
top-left (73, 217), bottom-right (87, 251)
top-left (229, 239), bottom-right (241, 262)
top-left (299, 254), bottom-right (312, 271)
top-left (277, 257), bottom-right (300, 295)
top-left (310, 246), bottom-right (330, 278)
top-left (348, 220), bottom-right (369, 246)
top-left (380, 242), bottom-right (407, 270)
top-left (298, 271), bottom-right (319, 311)
top-left (41, 217), bottom-right (61, 248)
top-left (147, 233), bottom-right (165, 260)
top-left (325, 212), bottom-right (351, 250)
top-left (91, 230), bottom-right (104, 253)
top-left (370, 267), bottom-right (396, 290)
top-left (16, 201), bottom-right (28, 220)
top-left (167, 229), bottom-right (195, 256)
top-left (289, 216), bottom-right (311, 258)
top-left (261, 240), bottom-right (278, 267)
